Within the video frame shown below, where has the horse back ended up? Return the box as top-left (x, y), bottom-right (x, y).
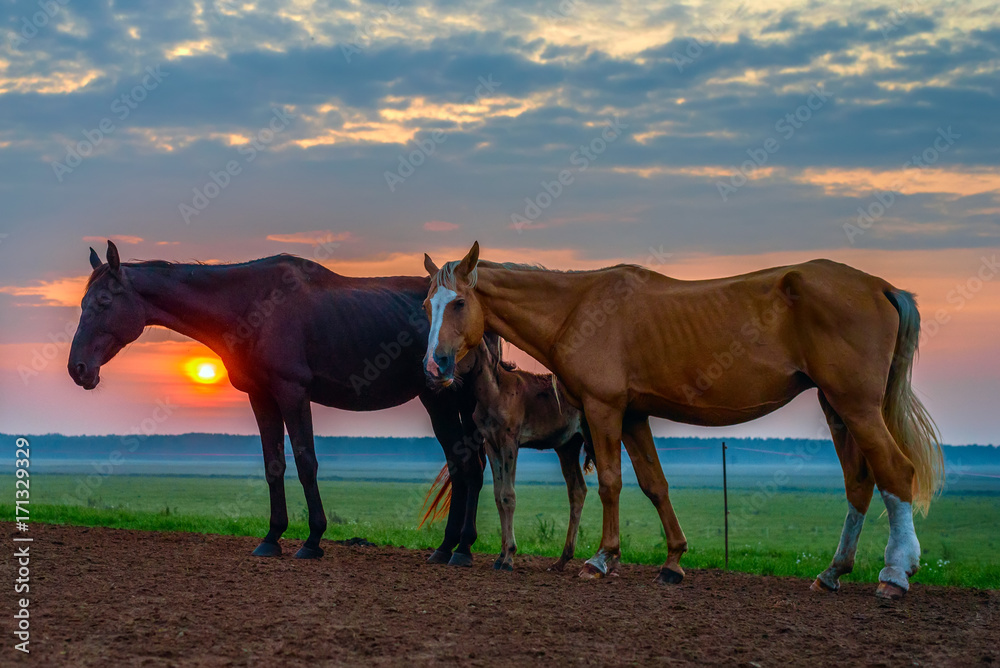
top-left (246, 261), bottom-right (433, 409)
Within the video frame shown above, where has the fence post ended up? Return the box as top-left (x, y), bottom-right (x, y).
top-left (722, 440), bottom-right (729, 570)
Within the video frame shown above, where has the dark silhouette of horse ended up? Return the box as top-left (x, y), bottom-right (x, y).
top-left (68, 240), bottom-right (485, 565)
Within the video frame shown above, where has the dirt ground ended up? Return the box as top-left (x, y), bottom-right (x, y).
top-left (2, 524), bottom-right (997, 666)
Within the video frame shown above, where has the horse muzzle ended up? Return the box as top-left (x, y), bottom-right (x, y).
top-left (69, 361), bottom-right (101, 390)
top-left (424, 353), bottom-right (456, 389)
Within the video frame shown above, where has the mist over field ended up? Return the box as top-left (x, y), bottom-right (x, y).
top-left (10, 433), bottom-right (1000, 493)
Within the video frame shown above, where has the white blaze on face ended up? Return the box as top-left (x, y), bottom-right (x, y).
top-left (425, 287), bottom-right (457, 375)
top-left (879, 490), bottom-right (921, 590)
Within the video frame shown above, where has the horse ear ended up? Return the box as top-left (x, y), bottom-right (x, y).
top-left (424, 253), bottom-right (439, 277)
top-left (106, 240), bottom-right (121, 272)
top-left (457, 241), bottom-right (480, 280)
top-left (89, 247), bottom-right (103, 270)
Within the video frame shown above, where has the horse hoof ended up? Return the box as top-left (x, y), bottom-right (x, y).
top-left (548, 560), bottom-right (568, 572)
top-left (448, 552), bottom-right (473, 567)
top-left (875, 582), bottom-right (907, 600)
top-left (252, 541), bottom-right (282, 557)
top-left (427, 549), bottom-right (452, 565)
top-left (294, 545), bottom-right (324, 559)
top-left (655, 567), bottom-right (684, 585)
top-left (578, 562), bottom-right (605, 579)
top-left (810, 578), bottom-right (837, 593)
top-left (492, 557), bottom-right (504, 570)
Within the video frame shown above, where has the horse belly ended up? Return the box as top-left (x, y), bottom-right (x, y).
top-left (633, 366), bottom-right (813, 426)
top-left (308, 376), bottom-right (422, 411)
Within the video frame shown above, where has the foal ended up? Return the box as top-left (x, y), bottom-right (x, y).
top-left (423, 334), bottom-right (595, 571)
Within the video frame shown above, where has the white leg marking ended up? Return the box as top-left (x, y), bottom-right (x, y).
top-left (879, 490), bottom-right (921, 590)
top-left (585, 548), bottom-right (617, 575)
top-left (817, 503), bottom-right (865, 590)
top-left (424, 288), bottom-right (457, 371)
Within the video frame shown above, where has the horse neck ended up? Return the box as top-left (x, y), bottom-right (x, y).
top-left (469, 348), bottom-right (503, 405)
top-left (127, 263), bottom-right (254, 355)
top-left (474, 263), bottom-right (588, 370)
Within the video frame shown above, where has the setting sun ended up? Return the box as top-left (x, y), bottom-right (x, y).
top-left (183, 357), bottom-right (227, 385)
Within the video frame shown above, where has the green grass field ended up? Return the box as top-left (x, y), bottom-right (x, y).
top-left (3, 474), bottom-right (998, 588)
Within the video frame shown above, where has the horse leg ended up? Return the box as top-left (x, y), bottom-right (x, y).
top-left (449, 453), bottom-right (484, 567)
top-left (486, 437), bottom-right (518, 570)
top-left (621, 415), bottom-right (688, 584)
top-left (825, 396), bottom-right (920, 598)
top-left (420, 392), bottom-right (469, 564)
top-left (812, 394), bottom-right (875, 592)
top-left (275, 390), bottom-right (327, 559)
top-left (249, 393), bottom-right (287, 557)
top-left (579, 399), bottom-right (624, 579)
top-left (552, 435), bottom-right (587, 572)
top-left (451, 396), bottom-right (486, 567)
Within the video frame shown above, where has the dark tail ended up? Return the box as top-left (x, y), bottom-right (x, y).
top-left (418, 465), bottom-right (452, 528)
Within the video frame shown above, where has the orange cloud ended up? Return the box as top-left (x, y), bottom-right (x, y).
top-left (793, 167), bottom-right (1000, 197)
top-left (266, 231), bottom-right (354, 245)
top-left (82, 235), bottom-right (144, 244)
top-left (423, 221), bottom-right (460, 232)
top-left (0, 275), bottom-right (88, 307)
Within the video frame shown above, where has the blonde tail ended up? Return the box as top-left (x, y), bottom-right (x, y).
top-left (884, 289), bottom-right (945, 515)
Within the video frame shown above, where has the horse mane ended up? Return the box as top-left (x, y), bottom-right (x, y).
top-left (85, 254), bottom-right (307, 289)
top-left (482, 331), bottom-right (517, 374)
top-left (432, 258), bottom-right (644, 291)
top-left (431, 260), bottom-right (478, 290)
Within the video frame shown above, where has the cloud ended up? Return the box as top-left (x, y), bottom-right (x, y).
top-left (423, 220), bottom-right (460, 232)
top-left (82, 235), bottom-right (143, 244)
top-left (0, 275), bottom-right (87, 307)
top-left (266, 231), bottom-right (354, 245)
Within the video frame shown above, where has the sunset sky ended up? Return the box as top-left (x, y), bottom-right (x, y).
top-left (1, 0), bottom-right (997, 444)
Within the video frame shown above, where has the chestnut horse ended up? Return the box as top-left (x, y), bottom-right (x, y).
top-left (68, 241), bottom-right (486, 565)
top-left (420, 333), bottom-right (596, 571)
top-left (422, 242), bottom-right (943, 599)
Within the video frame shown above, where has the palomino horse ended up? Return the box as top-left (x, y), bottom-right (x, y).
top-left (420, 333), bottom-right (596, 571)
top-left (68, 241), bottom-right (486, 565)
top-left (422, 242), bottom-right (944, 599)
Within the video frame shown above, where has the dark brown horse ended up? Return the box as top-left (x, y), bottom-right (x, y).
top-left (422, 242), bottom-right (943, 599)
top-left (68, 240), bottom-right (485, 565)
top-left (420, 334), bottom-right (595, 571)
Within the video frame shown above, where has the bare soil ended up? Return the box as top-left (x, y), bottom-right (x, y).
top-left (2, 524), bottom-right (997, 666)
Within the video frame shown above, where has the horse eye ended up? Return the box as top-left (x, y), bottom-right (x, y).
top-left (454, 299), bottom-right (465, 309)
top-left (97, 292), bottom-right (113, 307)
